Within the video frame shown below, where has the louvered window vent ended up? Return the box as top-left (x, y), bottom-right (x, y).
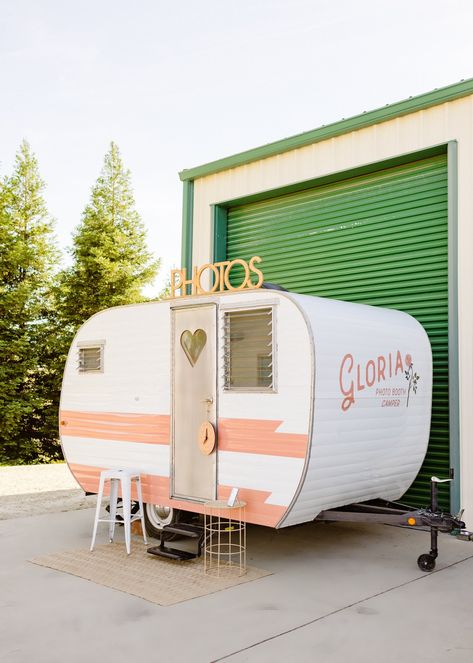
top-left (223, 308), bottom-right (274, 391)
top-left (78, 343), bottom-right (104, 373)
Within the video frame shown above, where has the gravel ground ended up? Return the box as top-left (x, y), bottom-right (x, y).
top-left (0, 463), bottom-right (96, 520)
top-left (0, 463), bottom-right (80, 495)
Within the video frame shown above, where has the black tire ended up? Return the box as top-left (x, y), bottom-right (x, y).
top-left (143, 504), bottom-right (181, 540)
top-left (417, 553), bottom-right (436, 572)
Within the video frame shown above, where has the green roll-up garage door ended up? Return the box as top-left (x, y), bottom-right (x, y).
top-left (226, 155), bottom-right (450, 509)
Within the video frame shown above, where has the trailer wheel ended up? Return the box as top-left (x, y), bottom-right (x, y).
top-left (417, 553), bottom-right (436, 572)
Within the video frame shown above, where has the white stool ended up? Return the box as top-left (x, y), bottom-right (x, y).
top-left (90, 469), bottom-right (148, 554)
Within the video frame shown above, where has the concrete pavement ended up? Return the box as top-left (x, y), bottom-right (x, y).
top-left (1, 507), bottom-right (472, 663)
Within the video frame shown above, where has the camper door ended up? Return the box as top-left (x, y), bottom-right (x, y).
top-left (171, 304), bottom-right (217, 501)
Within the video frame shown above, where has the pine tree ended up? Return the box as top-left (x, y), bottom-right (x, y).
top-left (0, 141), bottom-right (60, 463)
top-left (59, 142), bottom-right (160, 328)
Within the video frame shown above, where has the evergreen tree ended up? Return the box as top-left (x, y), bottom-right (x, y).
top-left (0, 141), bottom-right (60, 463)
top-left (59, 142), bottom-right (160, 328)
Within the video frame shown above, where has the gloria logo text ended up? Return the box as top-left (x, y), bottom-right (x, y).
top-left (339, 351), bottom-right (417, 411)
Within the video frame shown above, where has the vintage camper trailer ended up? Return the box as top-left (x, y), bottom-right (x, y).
top-left (60, 285), bottom-right (434, 535)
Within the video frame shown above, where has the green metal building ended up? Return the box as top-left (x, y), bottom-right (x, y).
top-left (179, 79), bottom-right (473, 516)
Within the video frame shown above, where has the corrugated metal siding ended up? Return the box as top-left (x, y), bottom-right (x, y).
top-left (226, 155), bottom-right (450, 509)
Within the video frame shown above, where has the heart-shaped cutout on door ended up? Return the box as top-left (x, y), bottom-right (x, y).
top-left (180, 329), bottom-right (207, 367)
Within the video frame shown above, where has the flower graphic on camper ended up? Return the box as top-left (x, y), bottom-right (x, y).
top-left (405, 355), bottom-right (420, 407)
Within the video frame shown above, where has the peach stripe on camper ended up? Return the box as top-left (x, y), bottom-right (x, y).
top-left (68, 464), bottom-right (287, 527)
top-left (218, 418), bottom-right (308, 458)
top-left (60, 411), bottom-right (170, 444)
top-left (217, 485), bottom-right (286, 527)
top-left (68, 464), bottom-right (168, 502)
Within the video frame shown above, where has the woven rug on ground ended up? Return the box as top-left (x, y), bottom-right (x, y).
top-left (29, 542), bottom-right (272, 606)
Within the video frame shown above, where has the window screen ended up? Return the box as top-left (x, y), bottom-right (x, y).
top-left (78, 345), bottom-right (103, 373)
top-left (223, 308), bottom-right (274, 390)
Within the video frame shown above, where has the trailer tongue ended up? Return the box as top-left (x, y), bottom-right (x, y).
top-left (316, 477), bottom-right (471, 571)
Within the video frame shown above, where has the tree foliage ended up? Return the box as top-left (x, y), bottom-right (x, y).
top-left (0, 141), bottom-right (60, 463)
top-left (59, 142), bottom-right (160, 328)
top-left (0, 140), bottom-right (161, 464)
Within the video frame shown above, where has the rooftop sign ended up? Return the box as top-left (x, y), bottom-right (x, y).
top-left (170, 256), bottom-right (264, 298)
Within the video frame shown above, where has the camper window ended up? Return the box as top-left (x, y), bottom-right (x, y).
top-left (224, 308), bottom-right (274, 391)
top-left (78, 344), bottom-right (103, 373)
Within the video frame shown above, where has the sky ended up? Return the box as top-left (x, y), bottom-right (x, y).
top-left (1, 0), bottom-right (473, 292)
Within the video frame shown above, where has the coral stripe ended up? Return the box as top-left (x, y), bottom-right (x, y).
top-left (60, 412), bottom-right (307, 459)
top-left (217, 485), bottom-right (285, 527)
top-left (60, 411), bottom-right (170, 445)
top-left (218, 418), bottom-right (308, 458)
top-left (68, 464), bottom-right (286, 527)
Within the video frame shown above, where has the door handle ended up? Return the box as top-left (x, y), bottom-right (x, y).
top-left (203, 397), bottom-right (214, 404)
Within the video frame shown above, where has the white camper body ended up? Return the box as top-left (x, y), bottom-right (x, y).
top-left (60, 289), bottom-right (432, 528)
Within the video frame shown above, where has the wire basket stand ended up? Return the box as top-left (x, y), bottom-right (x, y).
top-left (204, 500), bottom-right (247, 577)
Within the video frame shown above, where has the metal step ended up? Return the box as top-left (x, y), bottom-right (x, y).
top-left (161, 523), bottom-right (203, 538)
top-left (147, 545), bottom-right (197, 561)
top-left (147, 521), bottom-right (205, 562)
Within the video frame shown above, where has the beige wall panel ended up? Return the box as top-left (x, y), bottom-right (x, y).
top-left (455, 104), bottom-right (473, 515)
top-left (191, 95), bottom-right (473, 519)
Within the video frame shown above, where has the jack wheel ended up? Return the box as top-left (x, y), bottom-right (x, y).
top-left (417, 553), bottom-right (436, 572)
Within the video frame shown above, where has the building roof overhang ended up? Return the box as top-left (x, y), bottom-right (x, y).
top-left (179, 77), bottom-right (473, 182)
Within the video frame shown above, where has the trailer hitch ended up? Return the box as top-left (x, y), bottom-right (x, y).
top-left (414, 508), bottom-right (465, 533)
top-left (316, 476), bottom-right (471, 572)
top-left (414, 477), bottom-right (466, 571)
